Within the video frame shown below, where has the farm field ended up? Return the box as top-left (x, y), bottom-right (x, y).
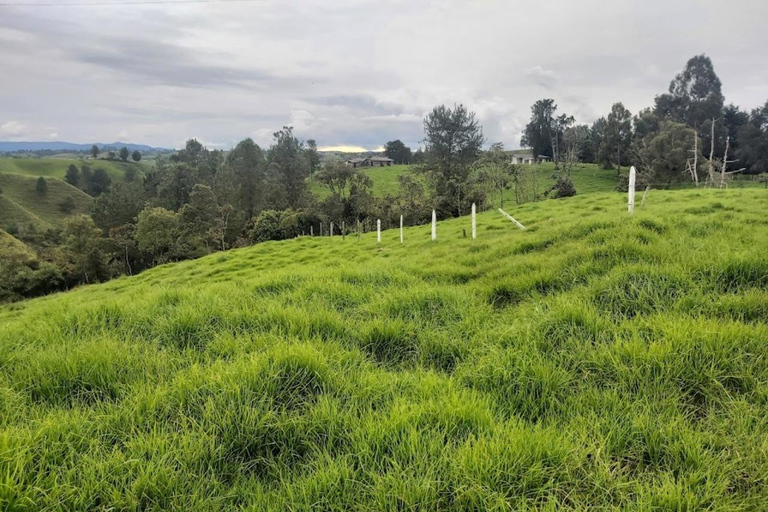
top-left (1, 188), bottom-right (767, 510)
top-left (0, 156), bottom-right (148, 181)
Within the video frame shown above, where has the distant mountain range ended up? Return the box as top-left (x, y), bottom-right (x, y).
top-left (0, 141), bottom-right (172, 153)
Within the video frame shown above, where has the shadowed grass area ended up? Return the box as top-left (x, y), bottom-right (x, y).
top-left (0, 188), bottom-right (767, 510)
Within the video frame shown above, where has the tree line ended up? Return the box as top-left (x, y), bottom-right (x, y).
top-left (89, 144), bottom-right (143, 163)
top-left (520, 54), bottom-right (768, 186)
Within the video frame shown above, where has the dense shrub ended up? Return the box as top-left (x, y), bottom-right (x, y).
top-left (547, 175), bottom-right (577, 198)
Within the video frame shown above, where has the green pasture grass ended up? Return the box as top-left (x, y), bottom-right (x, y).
top-left (309, 164), bottom-right (414, 198)
top-left (0, 173), bottom-right (92, 230)
top-left (535, 162), bottom-right (619, 194)
top-left (0, 195), bottom-right (52, 231)
top-left (1, 188), bottom-right (767, 510)
top-left (310, 163), bottom-right (620, 202)
top-left (0, 156), bottom-right (148, 181)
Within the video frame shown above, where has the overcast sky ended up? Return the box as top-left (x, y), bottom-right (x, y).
top-left (1, 0), bottom-right (767, 151)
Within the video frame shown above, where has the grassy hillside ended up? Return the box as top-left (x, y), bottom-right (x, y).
top-left (311, 162), bottom-right (763, 203)
top-left (309, 164), bottom-right (413, 198)
top-left (0, 173), bottom-right (92, 230)
top-left (311, 163), bottom-right (620, 201)
top-left (535, 162), bottom-right (620, 193)
top-left (0, 194), bottom-right (51, 231)
top-left (1, 189), bottom-right (767, 510)
top-left (0, 228), bottom-right (36, 261)
top-left (0, 156), bottom-right (147, 181)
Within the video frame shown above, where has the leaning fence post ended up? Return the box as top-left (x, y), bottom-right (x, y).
top-left (628, 166), bottom-right (636, 215)
top-left (471, 203), bottom-right (476, 240)
top-left (377, 219), bottom-right (381, 243)
top-left (400, 215), bottom-right (404, 244)
top-left (498, 208), bottom-right (527, 230)
top-left (431, 210), bottom-right (437, 241)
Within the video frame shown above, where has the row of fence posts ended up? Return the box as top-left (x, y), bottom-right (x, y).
top-left (304, 205), bottom-right (479, 243)
top-left (330, 205), bottom-right (481, 244)
top-left (307, 169), bottom-right (641, 242)
top-left (306, 201), bottom-right (531, 243)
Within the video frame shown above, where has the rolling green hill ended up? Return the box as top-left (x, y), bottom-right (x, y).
top-left (309, 164), bottom-right (415, 198)
top-left (311, 162), bottom-right (764, 204)
top-left (0, 156), bottom-right (148, 181)
top-left (1, 188), bottom-right (766, 510)
top-left (310, 163), bottom-right (621, 201)
top-left (0, 194), bottom-right (51, 231)
top-left (0, 173), bottom-right (92, 231)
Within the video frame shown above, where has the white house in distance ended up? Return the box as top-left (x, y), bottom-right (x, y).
top-left (345, 156), bottom-right (395, 168)
top-left (510, 150), bottom-right (552, 165)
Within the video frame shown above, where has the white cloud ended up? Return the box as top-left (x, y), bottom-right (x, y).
top-left (49, 132), bottom-right (59, 139)
top-left (252, 128), bottom-right (274, 147)
top-left (1, 120), bottom-right (26, 137)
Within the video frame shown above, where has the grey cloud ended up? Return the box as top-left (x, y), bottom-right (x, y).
top-left (106, 104), bottom-right (285, 124)
top-left (73, 37), bottom-right (303, 90)
top-left (1, 0), bottom-right (767, 149)
top-left (301, 95), bottom-right (428, 122)
top-left (524, 66), bottom-right (560, 90)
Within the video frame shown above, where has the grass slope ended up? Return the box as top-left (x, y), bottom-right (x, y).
top-left (0, 194), bottom-right (51, 231)
top-left (0, 228), bottom-right (36, 260)
top-left (309, 164), bottom-right (413, 199)
top-left (310, 163), bottom-right (620, 201)
top-left (0, 156), bottom-right (147, 181)
top-left (0, 173), bottom-right (92, 230)
top-left (1, 189), bottom-right (767, 510)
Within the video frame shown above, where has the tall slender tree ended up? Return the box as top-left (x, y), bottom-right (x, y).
top-left (522, 99), bottom-right (557, 161)
top-left (654, 54), bottom-right (725, 152)
top-left (601, 102), bottom-right (633, 173)
top-left (227, 138), bottom-right (266, 217)
top-left (421, 104), bottom-right (484, 216)
top-left (266, 127), bottom-right (311, 209)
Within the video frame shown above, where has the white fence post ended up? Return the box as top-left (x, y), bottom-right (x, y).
top-left (498, 208), bottom-right (527, 230)
top-left (400, 215), bottom-right (404, 244)
top-left (628, 166), bottom-right (637, 215)
top-left (471, 203), bottom-right (476, 240)
top-left (377, 219), bottom-right (381, 243)
top-left (330, 221), bottom-right (334, 237)
top-left (431, 210), bottom-right (437, 241)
